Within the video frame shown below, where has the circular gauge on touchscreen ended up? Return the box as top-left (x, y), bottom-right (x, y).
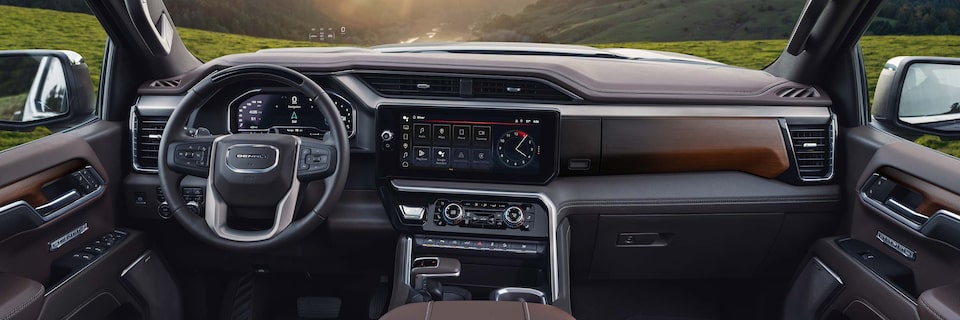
top-left (497, 130), bottom-right (538, 168)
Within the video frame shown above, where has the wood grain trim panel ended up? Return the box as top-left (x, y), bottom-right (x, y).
top-left (880, 167), bottom-right (960, 217)
top-left (0, 159), bottom-right (85, 208)
top-left (601, 118), bottom-right (790, 178)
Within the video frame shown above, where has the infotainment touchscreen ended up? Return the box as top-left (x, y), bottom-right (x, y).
top-left (376, 106), bottom-right (559, 184)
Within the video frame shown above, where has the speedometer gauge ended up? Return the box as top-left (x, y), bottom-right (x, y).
top-left (231, 89), bottom-right (356, 138)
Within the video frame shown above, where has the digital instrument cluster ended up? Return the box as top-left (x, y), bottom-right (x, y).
top-left (376, 106), bottom-right (559, 184)
top-left (230, 89), bottom-right (355, 137)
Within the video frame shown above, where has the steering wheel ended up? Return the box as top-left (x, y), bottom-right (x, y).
top-left (158, 64), bottom-right (350, 251)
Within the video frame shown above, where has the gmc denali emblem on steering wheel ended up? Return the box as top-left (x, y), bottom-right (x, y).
top-left (235, 153), bottom-right (267, 159)
top-left (224, 144), bottom-right (279, 173)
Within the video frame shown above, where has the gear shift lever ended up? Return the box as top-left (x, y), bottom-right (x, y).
top-left (411, 257), bottom-right (461, 286)
top-left (409, 257), bottom-right (462, 302)
top-left (424, 278), bottom-right (443, 301)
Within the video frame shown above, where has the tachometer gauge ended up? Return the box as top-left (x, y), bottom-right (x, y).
top-left (327, 92), bottom-right (355, 138)
top-left (497, 130), bottom-right (538, 168)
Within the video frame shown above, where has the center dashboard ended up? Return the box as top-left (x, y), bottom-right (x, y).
top-left (376, 105), bottom-right (560, 185)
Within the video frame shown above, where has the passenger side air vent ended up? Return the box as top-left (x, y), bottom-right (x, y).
top-left (149, 79), bottom-right (181, 88)
top-left (789, 123), bottom-right (834, 181)
top-left (472, 79), bottom-right (571, 101)
top-left (776, 86), bottom-right (820, 98)
top-left (132, 114), bottom-right (168, 172)
top-left (357, 74), bottom-right (459, 97)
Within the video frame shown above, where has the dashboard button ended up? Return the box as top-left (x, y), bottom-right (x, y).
top-left (453, 125), bottom-right (471, 146)
top-left (432, 124), bottom-right (450, 145)
top-left (380, 130), bottom-right (394, 141)
top-left (432, 147), bottom-right (450, 167)
top-left (472, 149), bottom-right (492, 169)
top-left (451, 148), bottom-right (470, 168)
top-left (413, 124), bottom-right (431, 144)
top-left (412, 147), bottom-right (430, 167)
top-left (473, 126), bottom-right (491, 147)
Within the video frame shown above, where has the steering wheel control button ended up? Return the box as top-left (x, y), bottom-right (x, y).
top-left (442, 203), bottom-right (465, 225)
top-left (503, 206), bottom-right (526, 229)
top-left (225, 144), bottom-right (280, 173)
top-left (174, 143), bottom-right (212, 169)
top-left (399, 205), bottom-right (426, 221)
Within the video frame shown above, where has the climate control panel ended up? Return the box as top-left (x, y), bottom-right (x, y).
top-left (433, 199), bottom-right (536, 231)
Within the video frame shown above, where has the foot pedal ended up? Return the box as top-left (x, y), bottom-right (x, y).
top-left (368, 285), bottom-right (390, 319)
top-left (230, 273), bottom-right (256, 320)
top-left (297, 296), bottom-right (341, 319)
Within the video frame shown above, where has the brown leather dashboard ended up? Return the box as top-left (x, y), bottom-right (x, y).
top-left (601, 118), bottom-right (790, 178)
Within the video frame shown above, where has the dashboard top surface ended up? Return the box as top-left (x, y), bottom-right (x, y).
top-left (141, 50), bottom-right (830, 107)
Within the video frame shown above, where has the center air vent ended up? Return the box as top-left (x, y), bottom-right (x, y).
top-left (788, 122), bottom-right (834, 181)
top-left (472, 79), bottom-right (571, 101)
top-left (356, 72), bottom-right (577, 102)
top-left (357, 74), bottom-right (459, 97)
top-left (132, 113), bottom-right (168, 172)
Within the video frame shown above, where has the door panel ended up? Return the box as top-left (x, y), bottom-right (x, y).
top-left (792, 126), bottom-right (960, 320)
top-left (0, 121), bottom-right (148, 319)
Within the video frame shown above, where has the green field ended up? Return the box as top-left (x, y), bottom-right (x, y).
top-left (0, 5), bottom-right (958, 156)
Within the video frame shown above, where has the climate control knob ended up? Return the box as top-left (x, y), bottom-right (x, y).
top-left (503, 206), bottom-right (525, 228)
top-left (442, 203), bottom-right (465, 225)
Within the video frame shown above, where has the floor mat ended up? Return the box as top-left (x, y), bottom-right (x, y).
top-left (571, 278), bottom-right (785, 320)
top-left (259, 272), bottom-right (387, 320)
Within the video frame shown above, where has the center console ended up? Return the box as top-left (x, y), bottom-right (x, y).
top-left (375, 105), bottom-right (560, 308)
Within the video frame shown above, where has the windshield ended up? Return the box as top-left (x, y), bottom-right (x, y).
top-left (158, 0), bottom-right (807, 70)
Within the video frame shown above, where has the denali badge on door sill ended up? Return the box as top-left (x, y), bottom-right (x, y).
top-left (877, 231), bottom-right (916, 261)
top-left (49, 223), bottom-right (88, 252)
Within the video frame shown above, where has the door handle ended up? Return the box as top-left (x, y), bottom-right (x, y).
top-left (35, 190), bottom-right (81, 216)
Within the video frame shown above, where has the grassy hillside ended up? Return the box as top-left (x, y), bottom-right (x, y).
top-left (486, 0), bottom-right (804, 43)
top-left (0, 5), bottom-right (959, 156)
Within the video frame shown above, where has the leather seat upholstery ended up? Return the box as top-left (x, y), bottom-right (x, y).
top-left (380, 301), bottom-right (575, 320)
top-left (0, 273), bottom-right (44, 320)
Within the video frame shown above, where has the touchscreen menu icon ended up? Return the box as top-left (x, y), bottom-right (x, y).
top-left (433, 124), bottom-right (450, 145)
top-left (453, 125), bottom-right (471, 146)
top-left (413, 124), bottom-right (430, 145)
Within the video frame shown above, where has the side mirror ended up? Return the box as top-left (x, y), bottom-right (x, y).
top-left (873, 56), bottom-right (960, 140)
top-left (0, 50), bottom-right (95, 132)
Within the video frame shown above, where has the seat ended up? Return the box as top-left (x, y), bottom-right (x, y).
top-left (380, 300), bottom-right (575, 320)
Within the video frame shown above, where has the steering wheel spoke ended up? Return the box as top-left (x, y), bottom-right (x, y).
top-left (165, 136), bottom-right (218, 177)
top-left (297, 139), bottom-right (337, 181)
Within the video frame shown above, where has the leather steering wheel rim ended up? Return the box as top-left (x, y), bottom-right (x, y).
top-left (157, 64), bottom-right (350, 252)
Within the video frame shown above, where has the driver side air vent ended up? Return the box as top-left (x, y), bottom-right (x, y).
top-left (150, 79), bottom-right (181, 88)
top-left (789, 123), bottom-right (834, 181)
top-left (132, 114), bottom-right (168, 172)
top-left (357, 74), bottom-right (459, 97)
top-left (776, 86), bottom-right (820, 98)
